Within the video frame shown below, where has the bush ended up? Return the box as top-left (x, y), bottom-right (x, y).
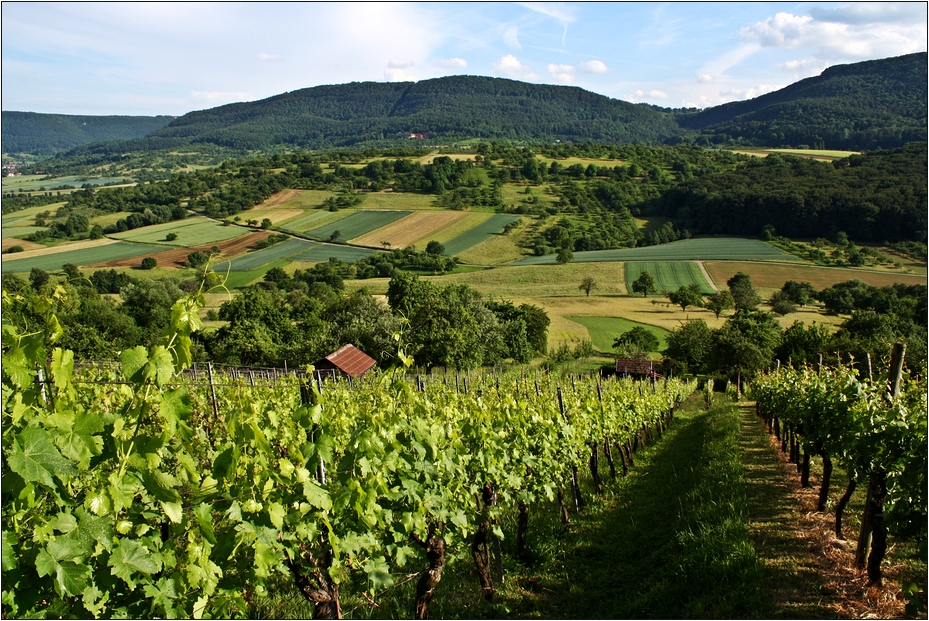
top-left (140, 257), bottom-right (157, 270)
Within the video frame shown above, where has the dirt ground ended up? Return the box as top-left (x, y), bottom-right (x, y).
top-left (88, 230), bottom-right (272, 269)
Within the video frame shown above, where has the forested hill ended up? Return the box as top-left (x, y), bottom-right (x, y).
top-left (2, 53), bottom-right (926, 159)
top-left (676, 52), bottom-right (927, 150)
top-left (149, 76), bottom-right (681, 149)
top-left (1, 112), bottom-right (174, 156)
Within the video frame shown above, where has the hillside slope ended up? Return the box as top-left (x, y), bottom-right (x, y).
top-left (1, 112), bottom-right (175, 156)
top-left (676, 53), bottom-right (927, 150)
top-left (150, 76), bottom-right (681, 149)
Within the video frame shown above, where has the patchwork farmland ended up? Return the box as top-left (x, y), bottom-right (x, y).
top-left (1, 241), bottom-right (166, 272)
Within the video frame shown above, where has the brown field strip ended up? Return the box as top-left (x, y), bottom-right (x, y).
top-left (1, 238), bottom-right (118, 260)
top-left (349, 211), bottom-right (469, 248)
top-left (237, 209), bottom-right (304, 225)
top-left (1, 238), bottom-right (44, 252)
top-left (256, 188), bottom-right (301, 209)
top-left (88, 231), bottom-right (271, 269)
top-left (704, 261), bottom-right (927, 291)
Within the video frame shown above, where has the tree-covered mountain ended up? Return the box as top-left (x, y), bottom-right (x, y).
top-left (675, 53), bottom-right (927, 150)
top-left (145, 76), bottom-right (682, 149)
top-left (3, 53), bottom-right (925, 162)
top-left (1, 112), bottom-right (175, 156)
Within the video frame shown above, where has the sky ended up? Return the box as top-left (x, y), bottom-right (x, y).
top-left (2, 1), bottom-right (926, 117)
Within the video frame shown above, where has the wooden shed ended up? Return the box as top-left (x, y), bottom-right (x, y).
top-left (615, 358), bottom-right (662, 380)
top-left (314, 344), bottom-right (377, 380)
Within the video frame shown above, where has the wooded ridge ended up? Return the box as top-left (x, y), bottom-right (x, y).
top-left (3, 53), bottom-right (925, 158)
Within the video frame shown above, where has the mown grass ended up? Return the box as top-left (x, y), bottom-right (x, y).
top-left (568, 315), bottom-right (670, 354)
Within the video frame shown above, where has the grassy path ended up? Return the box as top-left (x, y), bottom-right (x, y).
top-left (738, 404), bottom-right (840, 618)
top-left (488, 401), bottom-right (773, 618)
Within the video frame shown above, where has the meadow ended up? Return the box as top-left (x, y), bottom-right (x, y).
top-left (109, 217), bottom-right (249, 246)
top-left (567, 315), bottom-right (671, 353)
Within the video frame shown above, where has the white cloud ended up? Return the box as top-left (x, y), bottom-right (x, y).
top-left (697, 74), bottom-right (714, 83)
top-left (740, 9), bottom-right (926, 59)
top-left (626, 89), bottom-right (669, 103)
top-left (720, 84), bottom-right (782, 100)
top-left (518, 2), bottom-right (578, 46)
top-left (578, 60), bottom-right (608, 74)
top-left (504, 26), bottom-right (521, 50)
top-left (548, 63), bottom-right (575, 83)
top-left (440, 58), bottom-right (468, 69)
top-left (257, 53), bottom-right (282, 62)
top-left (493, 54), bottom-right (537, 80)
top-left (191, 91), bottom-right (253, 105)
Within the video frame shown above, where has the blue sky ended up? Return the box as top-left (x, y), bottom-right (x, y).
top-left (2, 2), bottom-right (925, 116)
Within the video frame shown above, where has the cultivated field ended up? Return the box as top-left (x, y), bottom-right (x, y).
top-left (2, 241), bottom-right (165, 272)
top-left (219, 238), bottom-right (318, 271)
top-left (703, 261), bottom-right (928, 291)
top-left (441, 214), bottom-right (522, 256)
top-left (89, 231), bottom-right (273, 269)
top-left (306, 210), bottom-right (412, 242)
top-left (110, 217), bottom-right (249, 246)
top-left (624, 261), bottom-right (715, 295)
top-left (350, 210), bottom-right (470, 249)
top-left (455, 217), bottom-right (530, 265)
top-left (357, 191), bottom-right (439, 211)
top-left (512, 237), bottom-right (795, 265)
top-left (278, 209), bottom-right (353, 235)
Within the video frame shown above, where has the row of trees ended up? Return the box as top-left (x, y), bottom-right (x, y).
top-left (3, 264), bottom-right (550, 372)
top-left (660, 277), bottom-right (926, 380)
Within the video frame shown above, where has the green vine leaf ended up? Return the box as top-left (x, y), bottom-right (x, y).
top-left (7, 426), bottom-right (77, 489)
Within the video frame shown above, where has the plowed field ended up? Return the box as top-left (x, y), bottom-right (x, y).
top-left (89, 231), bottom-right (272, 268)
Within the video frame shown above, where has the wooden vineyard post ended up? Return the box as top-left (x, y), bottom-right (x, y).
top-left (558, 388), bottom-right (585, 512)
top-left (207, 362), bottom-right (220, 421)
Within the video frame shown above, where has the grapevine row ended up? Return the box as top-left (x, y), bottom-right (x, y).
top-left (1, 290), bottom-right (694, 618)
top-left (749, 353), bottom-right (927, 588)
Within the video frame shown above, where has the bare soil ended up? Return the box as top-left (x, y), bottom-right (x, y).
top-left (88, 230), bottom-right (272, 269)
top-left (740, 406), bottom-right (914, 619)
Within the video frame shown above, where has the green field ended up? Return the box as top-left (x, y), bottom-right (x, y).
top-left (442, 214), bottom-right (522, 257)
top-left (305, 210), bottom-right (412, 242)
top-left (220, 260), bottom-right (290, 289)
top-left (219, 238), bottom-right (318, 271)
top-left (110, 218), bottom-right (248, 246)
top-left (1, 225), bottom-right (47, 239)
top-left (512, 237), bottom-right (795, 265)
top-left (354, 192), bottom-right (437, 211)
top-left (625, 261), bottom-right (715, 295)
top-left (1, 242), bottom-right (165, 272)
top-left (0, 174), bottom-right (132, 192)
top-left (278, 209), bottom-right (353, 235)
top-left (568, 315), bottom-right (670, 353)
top-left (290, 244), bottom-right (376, 263)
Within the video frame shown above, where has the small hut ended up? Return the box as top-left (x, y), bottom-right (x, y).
top-left (314, 344), bottom-right (377, 381)
top-left (614, 358), bottom-right (662, 380)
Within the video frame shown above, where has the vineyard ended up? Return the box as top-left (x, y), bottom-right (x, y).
top-left (750, 355), bottom-right (927, 615)
top-left (1, 289), bottom-right (694, 618)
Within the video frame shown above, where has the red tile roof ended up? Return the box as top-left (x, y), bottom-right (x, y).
top-left (615, 359), bottom-right (661, 377)
top-left (322, 344), bottom-right (376, 377)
